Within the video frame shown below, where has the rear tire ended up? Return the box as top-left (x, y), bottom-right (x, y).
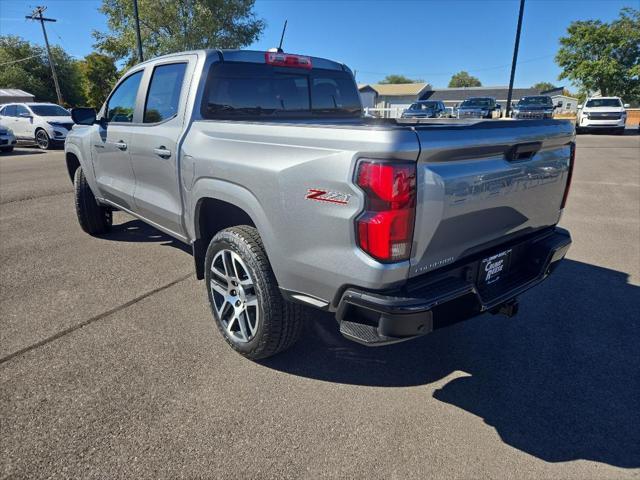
top-left (205, 226), bottom-right (304, 360)
top-left (74, 167), bottom-right (112, 235)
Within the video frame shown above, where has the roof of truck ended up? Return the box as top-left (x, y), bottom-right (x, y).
top-left (134, 49), bottom-right (347, 72)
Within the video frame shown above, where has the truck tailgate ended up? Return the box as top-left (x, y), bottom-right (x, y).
top-left (409, 120), bottom-right (574, 277)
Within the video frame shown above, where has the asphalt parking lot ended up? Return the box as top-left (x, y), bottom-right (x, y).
top-left (1, 132), bottom-right (639, 479)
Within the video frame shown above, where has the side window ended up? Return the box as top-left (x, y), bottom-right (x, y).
top-left (107, 71), bottom-right (143, 123)
top-left (4, 105), bottom-right (16, 116)
top-left (144, 63), bottom-right (187, 123)
top-left (16, 105), bottom-right (30, 117)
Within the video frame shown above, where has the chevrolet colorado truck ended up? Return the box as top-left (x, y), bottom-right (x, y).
top-left (66, 49), bottom-right (574, 359)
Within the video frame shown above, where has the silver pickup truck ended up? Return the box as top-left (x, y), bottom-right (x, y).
top-left (66, 49), bottom-right (574, 359)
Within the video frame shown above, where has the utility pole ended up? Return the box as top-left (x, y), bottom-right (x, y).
top-left (26, 6), bottom-right (63, 105)
top-left (132, 0), bottom-right (144, 62)
top-left (505, 0), bottom-right (525, 118)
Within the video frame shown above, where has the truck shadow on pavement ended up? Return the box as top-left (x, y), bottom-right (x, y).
top-left (104, 219), bottom-right (191, 254)
top-left (262, 259), bottom-right (640, 468)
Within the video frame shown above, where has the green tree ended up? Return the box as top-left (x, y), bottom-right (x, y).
top-left (79, 53), bottom-right (118, 108)
top-left (556, 7), bottom-right (640, 102)
top-left (378, 74), bottom-right (424, 84)
top-left (93, 0), bottom-right (265, 65)
top-left (532, 82), bottom-right (557, 92)
top-left (0, 35), bottom-right (85, 106)
top-left (448, 71), bottom-right (482, 88)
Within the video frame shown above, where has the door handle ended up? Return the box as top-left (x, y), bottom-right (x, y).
top-left (153, 147), bottom-right (172, 158)
top-left (114, 141), bottom-right (127, 151)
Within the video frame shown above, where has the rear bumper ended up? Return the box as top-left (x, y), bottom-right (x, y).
top-left (336, 227), bottom-right (571, 345)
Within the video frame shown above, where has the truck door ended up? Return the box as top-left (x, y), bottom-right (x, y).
top-left (128, 58), bottom-right (193, 238)
top-left (90, 70), bottom-right (144, 209)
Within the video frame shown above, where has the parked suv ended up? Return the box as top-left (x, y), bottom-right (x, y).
top-left (66, 49), bottom-right (573, 359)
top-left (401, 100), bottom-right (447, 119)
top-left (512, 95), bottom-right (556, 119)
top-left (457, 97), bottom-right (501, 119)
top-left (0, 103), bottom-right (74, 149)
top-left (576, 96), bottom-right (629, 135)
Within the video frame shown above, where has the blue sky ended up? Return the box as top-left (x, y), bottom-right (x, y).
top-left (0, 0), bottom-right (634, 88)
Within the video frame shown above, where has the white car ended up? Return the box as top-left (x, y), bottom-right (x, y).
top-left (0, 125), bottom-right (17, 152)
top-left (0, 102), bottom-right (74, 149)
top-left (576, 96), bottom-right (629, 135)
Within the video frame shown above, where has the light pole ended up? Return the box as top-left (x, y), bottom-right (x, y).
top-left (506, 0), bottom-right (525, 118)
top-left (133, 0), bottom-right (144, 62)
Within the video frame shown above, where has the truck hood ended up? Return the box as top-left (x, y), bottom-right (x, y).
top-left (581, 106), bottom-right (625, 113)
top-left (515, 105), bottom-right (553, 111)
top-left (40, 115), bottom-right (74, 124)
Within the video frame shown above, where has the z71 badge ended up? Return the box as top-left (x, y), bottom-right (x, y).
top-left (305, 188), bottom-right (351, 205)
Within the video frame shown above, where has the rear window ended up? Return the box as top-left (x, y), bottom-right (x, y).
top-left (202, 62), bottom-right (361, 119)
top-left (409, 102), bottom-right (438, 110)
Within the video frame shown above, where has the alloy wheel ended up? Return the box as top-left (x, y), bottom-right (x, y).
top-left (36, 130), bottom-right (49, 150)
top-left (210, 249), bottom-right (259, 343)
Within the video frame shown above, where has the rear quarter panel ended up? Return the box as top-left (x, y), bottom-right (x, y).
top-left (183, 121), bottom-right (419, 306)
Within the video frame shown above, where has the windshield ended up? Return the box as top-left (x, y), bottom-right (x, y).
top-left (518, 96), bottom-right (552, 106)
top-left (29, 105), bottom-right (70, 117)
top-left (585, 98), bottom-right (622, 108)
top-left (460, 98), bottom-right (492, 107)
top-left (408, 102), bottom-right (438, 111)
top-left (203, 62), bottom-right (361, 119)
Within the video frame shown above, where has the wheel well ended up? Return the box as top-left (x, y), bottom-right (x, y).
top-left (192, 198), bottom-right (256, 279)
top-left (65, 152), bottom-right (80, 183)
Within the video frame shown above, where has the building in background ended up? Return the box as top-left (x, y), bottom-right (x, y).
top-left (357, 84), bottom-right (378, 110)
top-left (547, 94), bottom-right (578, 113)
top-left (0, 89), bottom-right (35, 104)
top-left (358, 83), bottom-right (431, 117)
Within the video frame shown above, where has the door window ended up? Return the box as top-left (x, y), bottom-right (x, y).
top-left (143, 63), bottom-right (187, 123)
top-left (15, 105), bottom-right (30, 117)
top-left (106, 71), bottom-right (143, 123)
top-left (2, 105), bottom-right (16, 116)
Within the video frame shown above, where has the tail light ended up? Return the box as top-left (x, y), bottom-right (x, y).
top-left (265, 52), bottom-right (312, 69)
top-left (355, 160), bottom-right (417, 262)
top-left (561, 142), bottom-right (575, 209)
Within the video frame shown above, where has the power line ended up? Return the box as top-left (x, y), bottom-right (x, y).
top-left (25, 5), bottom-right (63, 105)
top-left (0, 54), bottom-right (41, 67)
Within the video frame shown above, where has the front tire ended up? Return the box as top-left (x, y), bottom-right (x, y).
top-left (205, 226), bottom-right (304, 360)
top-left (0, 146), bottom-right (13, 153)
top-left (74, 167), bottom-right (112, 235)
top-left (35, 129), bottom-right (52, 150)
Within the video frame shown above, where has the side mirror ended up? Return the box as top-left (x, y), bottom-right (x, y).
top-left (623, 103), bottom-right (630, 108)
top-left (19, 112), bottom-right (32, 118)
top-left (71, 107), bottom-right (97, 126)
top-left (577, 104), bottom-right (583, 109)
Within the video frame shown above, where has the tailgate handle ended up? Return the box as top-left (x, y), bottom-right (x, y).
top-left (506, 142), bottom-right (542, 162)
